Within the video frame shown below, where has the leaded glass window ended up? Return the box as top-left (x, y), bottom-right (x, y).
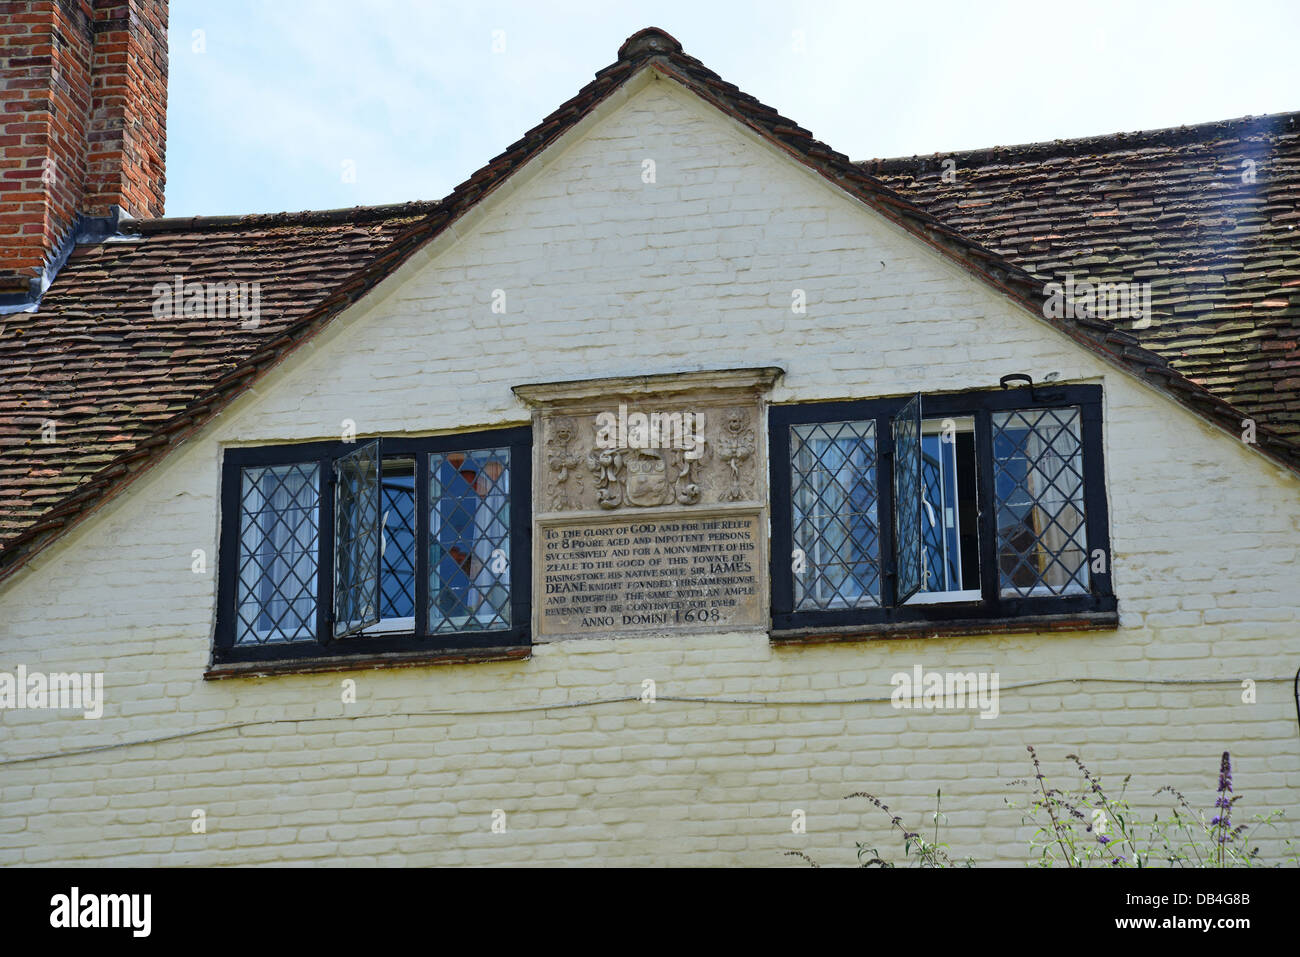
top-left (236, 462), bottom-right (320, 644)
top-left (790, 420), bottom-right (880, 610)
top-left (429, 446), bottom-right (513, 633)
top-left (770, 385), bottom-right (1112, 635)
top-left (993, 407), bottom-right (1089, 597)
top-left (333, 440), bottom-right (382, 637)
top-left (379, 460), bottom-right (417, 620)
top-left (217, 427), bottom-right (528, 665)
top-left (892, 394), bottom-right (923, 604)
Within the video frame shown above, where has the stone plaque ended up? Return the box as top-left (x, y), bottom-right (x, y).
top-left (539, 511), bottom-right (763, 636)
top-left (514, 367), bottom-right (783, 640)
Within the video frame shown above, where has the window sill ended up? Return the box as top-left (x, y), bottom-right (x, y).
top-left (204, 644), bottom-right (531, 680)
top-left (769, 611), bottom-right (1119, 647)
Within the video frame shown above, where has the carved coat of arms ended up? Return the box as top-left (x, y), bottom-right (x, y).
top-left (625, 448), bottom-right (671, 506)
top-left (537, 396), bottom-right (764, 512)
top-left (588, 443), bottom-right (702, 509)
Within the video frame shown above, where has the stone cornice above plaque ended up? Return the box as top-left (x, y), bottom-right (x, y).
top-left (515, 367), bottom-right (784, 516)
top-left (512, 367), bottom-right (784, 407)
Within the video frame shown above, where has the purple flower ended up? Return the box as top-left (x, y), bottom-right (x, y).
top-left (1217, 752), bottom-right (1233, 795)
top-left (1212, 752), bottom-right (1235, 862)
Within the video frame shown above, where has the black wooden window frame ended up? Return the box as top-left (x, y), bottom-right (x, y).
top-left (769, 384), bottom-right (1114, 632)
top-left (214, 426), bottom-right (532, 665)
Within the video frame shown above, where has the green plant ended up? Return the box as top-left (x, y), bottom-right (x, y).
top-left (1005, 747), bottom-right (1295, 868)
top-left (842, 789), bottom-right (974, 868)
top-left (789, 748), bottom-right (1296, 867)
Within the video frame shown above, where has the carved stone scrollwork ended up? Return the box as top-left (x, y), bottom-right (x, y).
top-left (668, 447), bottom-right (702, 506)
top-left (550, 402), bottom-right (760, 511)
top-left (587, 447), bottom-right (624, 509)
top-left (545, 416), bottom-right (582, 511)
top-left (515, 367), bottom-right (782, 515)
top-left (715, 406), bottom-right (756, 503)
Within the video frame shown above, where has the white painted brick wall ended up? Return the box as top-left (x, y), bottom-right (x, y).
top-left (1, 75), bottom-right (1297, 866)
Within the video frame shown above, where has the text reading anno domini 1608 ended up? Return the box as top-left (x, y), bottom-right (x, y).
top-left (539, 514), bottom-right (762, 636)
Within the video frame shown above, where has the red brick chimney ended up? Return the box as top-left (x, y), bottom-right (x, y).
top-left (0, 0), bottom-right (167, 303)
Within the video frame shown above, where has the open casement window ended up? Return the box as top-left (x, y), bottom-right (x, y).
top-left (891, 393), bottom-right (923, 605)
top-left (769, 385), bottom-right (1114, 635)
top-left (333, 440), bottom-right (382, 638)
top-left (215, 427), bottom-right (531, 666)
top-left (909, 417), bottom-right (980, 603)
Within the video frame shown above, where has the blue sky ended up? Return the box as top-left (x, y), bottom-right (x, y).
top-left (166, 0), bottom-right (1300, 218)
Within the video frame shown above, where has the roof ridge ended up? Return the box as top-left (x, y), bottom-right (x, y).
top-left (122, 200), bottom-right (443, 234)
top-left (859, 110), bottom-right (1300, 172)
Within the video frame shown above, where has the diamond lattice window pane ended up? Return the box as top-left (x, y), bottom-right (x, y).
top-left (790, 420), bottom-right (880, 610)
top-left (236, 462), bottom-right (320, 644)
top-left (993, 407), bottom-right (1089, 598)
top-left (429, 447), bottom-right (512, 634)
top-left (379, 466), bottom-right (416, 619)
top-left (334, 440), bottom-right (381, 637)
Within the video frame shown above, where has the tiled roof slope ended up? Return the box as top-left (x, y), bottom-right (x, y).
top-left (1, 27), bottom-right (1297, 583)
top-left (861, 112), bottom-right (1300, 440)
top-left (0, 203), bottom-right (439, 545)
